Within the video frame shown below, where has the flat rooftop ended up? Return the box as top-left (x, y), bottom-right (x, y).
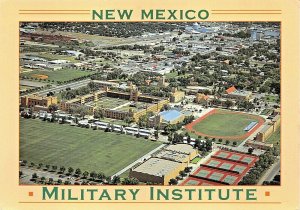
top-left (159, 110), bottom-right (183, 122)
top-left (132, 158), bottom-right (182, 177)
top-left (155, 150), bottom-right (189, 163)
top-left (165, 144), bottom-right (195, 155)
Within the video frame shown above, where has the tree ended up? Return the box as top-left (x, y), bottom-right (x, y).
top-left (48, 104), bottom-right (58, 113)
top-left (90, 171), bottom-right (97, 180)
top-left (110, 176), bottom-right (121, 185)
top-left (216, 46), bottom-right (222, 51)
top-left (94, 108), bottom-right (104, 119)
top-left (121, 177), bottom-right (139, 185)
top-left (68, 167), bottom-right (74, 175)
top-left (167, 133), bottom-right (173, 143)
top-left (41, 177), bottom-right (46, 184)
top-left (75, 168), bottom-right (82, 177)
top-left (83, 171), bottom-right (89, 179)
top-left (169, 178), bottom-right (178, 185)
top-left (52, 165), bottom-right (57, 172)
top-left (225, 140), bottom-right (230, 145)
top-left (248, 147), bottom-right (254, 154)
top-left (184, 167), bottom-right (191, 173)
top-left (60, 166), bottom-right (66, 174)
top-left (233, 141), bottom-right (237, 147)
top-left (48, 178), bottom-right (54, 184)
top-left (179, 170), bottom-right (187, 177)
top-left (224, 100), bottom-right (234, 109)
top-left (57, 179), bottom-right (62, 185)
top-left (32, 173), bottom-right (38, 179)
top-left (45, 164), bottom-right (50, 171)
top-left (154, 130), bottom-right (159, 140)
top-left (97, 172), bottom-right (106, 181)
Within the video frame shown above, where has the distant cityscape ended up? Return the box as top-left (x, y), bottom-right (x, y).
top-left (19, 22), bottom-right (280, 186)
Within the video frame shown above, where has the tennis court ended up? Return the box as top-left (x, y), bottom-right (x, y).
top-left (207, 160), bottom-right (221, 167)
top-left (219, 162), bottom-right (234, 170)
top-left (209, 172), bottom-right (224, 181)
top-left (182, 150), bottom-right (259, 186)
top-left (241, 156), bottom-right (255, 164)
top-left (223, 175), bottom-right (238, 184)
top-left (229, 154), bottom-right (242, 161)
top-left (194, 169), bottom-right (211, 178)
top-left (215, 151), bottom-right (230, 158)
top-left (233, 165), bottom-right (246, 173)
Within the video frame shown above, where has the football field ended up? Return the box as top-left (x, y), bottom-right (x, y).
top-left (20, 118), bottom-right (161, 176)
top-left (186, 109), bottom-right (265, 140)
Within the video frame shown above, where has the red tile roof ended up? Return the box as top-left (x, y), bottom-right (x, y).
top-left (226, 86), bottom-right (237, 94)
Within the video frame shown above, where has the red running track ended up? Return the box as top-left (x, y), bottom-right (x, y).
top-left (185, 109), bottom-right (265, 140)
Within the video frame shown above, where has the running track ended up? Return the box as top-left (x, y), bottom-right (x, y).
top-left (185, 109), bottom-right (265, 140)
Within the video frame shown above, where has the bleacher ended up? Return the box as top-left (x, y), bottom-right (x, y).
top-left (244, 121), bottom-right (258, 132)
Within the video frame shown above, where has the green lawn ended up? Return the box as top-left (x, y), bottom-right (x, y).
top-left (265, 126), bottom-right (280, 148)
top-left (265, 94), bottom-right (280, 103)
top-left (21, 68), bottom-right (96, 83)
top-left (192, 111), bottom-right (258, 137)
top-left (20, 118), bottom-right (162, 176)
top-left (191, 157), bottom-right (201, 164)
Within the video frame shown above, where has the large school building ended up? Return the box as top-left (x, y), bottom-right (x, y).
top-left (129, 144), bottom-right (198, 185)
top-left (256, 114), bottom-right (280, 142)
top-left (60, 87), bottom-right (169, 122)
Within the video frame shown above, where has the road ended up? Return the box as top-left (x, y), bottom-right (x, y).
top-left (23, 79), bottom-right (91, 96)
top-left (111, 143), bottom-right (166, 178)
top-left (257, 159), bottom-right (280, 185)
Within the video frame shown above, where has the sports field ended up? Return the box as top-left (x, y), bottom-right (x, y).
top-left (21, 68), bottom-right (96, 83)
top-left (20, 118), bottom-right (162, 176)
top-left (182, 150), bottom-right (258, 186)
top-left (186, 109), bottom-right (265, 140)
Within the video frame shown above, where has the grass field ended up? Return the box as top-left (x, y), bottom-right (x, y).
top-left (21, 68), bottom-right (96, 83)
top-left (192, 112), bottom-right (256, 137)
top-left (265, 94), bottom-right (280, 103)
top-left (20, 118), bottom-right (162, 176)
top-left (191, 157), bottom-right (201, 164)
top-left (186, 109), bottom-right (264, 140)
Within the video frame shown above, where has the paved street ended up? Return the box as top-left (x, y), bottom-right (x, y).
top-left (23, 79), bottom-right (91, 96)
top-left (258, 159), bottom-right (280, 185)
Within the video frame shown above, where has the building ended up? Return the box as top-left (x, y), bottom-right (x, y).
top-left (129, 158), bottom-right (185, 185)
top-left (129, 144), bottom-right (197, 184)
top-left (148, 109), bottom-right (185, 128)
top-left (164, 144), bottom-right (198, 161)
top-left (194, 93), bottom-right (209, 105)
top-left (158, 76), bottom-right (166, 87)
top-left (92, 80), bottom-right (119, 89)
top-left (169, 87), bottom-right (185, 103)
top-left (244, 140), bottom-right (273, 150)
top-left (224, 86), bottom-right (252, 101)
top-left (21, 94), bottom-right (57, 109)
top-left (60, 87), bottom-right (169, 122)
top-left (256, 114), bottom-right (280, 141)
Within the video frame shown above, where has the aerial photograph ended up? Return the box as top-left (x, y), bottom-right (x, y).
top-left (19, 22), bottom-right (280, 186)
